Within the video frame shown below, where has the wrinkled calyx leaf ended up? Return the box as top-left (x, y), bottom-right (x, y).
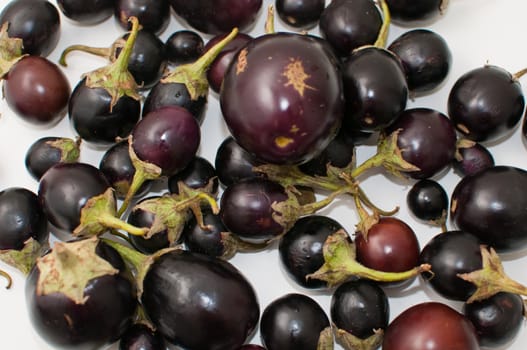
top-left (36, 237), bottom-right (119, 304)
top-left (0, 22), bottom-right (24, 78)
top-left (83, 16), bottom-right (141, 109)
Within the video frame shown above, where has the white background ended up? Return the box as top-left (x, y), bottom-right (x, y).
top-left (0, 0), bottom-right (526, 349)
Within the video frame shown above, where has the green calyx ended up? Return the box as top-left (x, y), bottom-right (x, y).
top-left (0, 237), bottom-right (49, 276)
top-left (161, 27), bottom-right (239, 100)
top-left (36, 237), bottom-right (119, 304)
top-left (74, 188), bottom-right (148, 237)
top-left (131, 183), bottom-right (219, 244)
top-left (0, 22), bottom-right (24, 78)
top-left (48, 137), bottom-right (81, 163)
top-left (83, 16), bottom-right (141, 110)
top-left (334, 327), bottom-right (384, 350)
top-left (306, 230), bottom-right (431, 287)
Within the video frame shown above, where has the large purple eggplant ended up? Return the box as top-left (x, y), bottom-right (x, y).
top-left (169, 0), bottom-right (262, 34)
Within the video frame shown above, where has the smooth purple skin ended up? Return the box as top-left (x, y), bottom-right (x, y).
top-left (463, 292), bottom-right (525, 348)
top-left (114, 0), bottom-right (170, 35)
top-left (219, 178), bottom-right (288, 243)
top-left (57, 0), bottom-right (114, 25)
top-left (388, 29), bottom-right (452, 93)
top-left (38, 162), bottom-right (111, 232)
top-left (25, 241), bottom-right (137, 350)
top-left (448, 65), bottom-right (525, 143)
top-left (260, 293), bottom-right (330, 350)
top-left (319, 0), bottom-right (382, 56)
top-left (385, 107), bottom-right (457, 179)
top-left (169, 0), bottom-right (263, 34)
top-left (204, 32), bottom-right (253, 94)
top-left (385, 0), bottom-right (444, 24)
top-left (0, 0), bottom-right (60, 57)
top-left (276, 0), bottom-right (325, 29)
top-left (214, 136), bottom-right (264, 187)
top-left (451, 165), bottom-right (527, 253)
top-left (220, 33), bottom-right (343, 165)
top-left (132, 105), bottom-right (201, 177)
top-left (453, 142), bottom-right (494, 177)
top-left (141, 250), bottom-right (260, 350)
top-left (0, 187), bottom-right (48, 250)
top-left (342, 47), bottom-right (408, 132)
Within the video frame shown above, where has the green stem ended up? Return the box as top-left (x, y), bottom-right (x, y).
top-left (59, 45), bottom-right (112, 67)
top-left (374, 0), bottom-right (391, 48)
top-left (102, 238), bottom-right (148, 272)
top-left (299, 185), bottom-right (353, 216)
top-left (99, 213), bottom-right (148, 236)
top-left (0, 270), bottom-right (12, 289)
top-left (265, 5), bottom-right (275, 34)
top-left (161, 27), bottom-right (238, 100)
top-left (118, 165), bottom-right (147, 218)
top-left (115, 17), bottom-right (139, 73)
top-left (351, 153), bottom-right (385, 179)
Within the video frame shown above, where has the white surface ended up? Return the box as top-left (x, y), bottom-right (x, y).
top-left (0, 0), bottom-right (526, 349)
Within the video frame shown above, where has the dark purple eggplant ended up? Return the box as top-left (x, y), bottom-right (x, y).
top-left (451, 165), bottom-right (527, 253)
top-left (169, 0), bottom-right (263, 34)
top-left (57, 0), bottom-right (114, 25)
top-left (114, 0), bottom-right (170, 35)
top-left (220, 31), bottom-right (343, 165)
top-left (0, 0), bottom-right (60, 56)
top-left (25, 237), bottom-right (137, 350)
top-left (260, 293), bottom-right (332, 350)
top-left (25, 136), bottom-right (80, 181)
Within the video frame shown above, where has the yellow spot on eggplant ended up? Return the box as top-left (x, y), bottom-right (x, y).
top-left (236, 48), bottom-right (248, 75)
top-left (282, 58), bottom-right (316, 97)
top-left (290, 125), bottom-right (300, 133)
top-left (275, 136), bottom-right (294, 148)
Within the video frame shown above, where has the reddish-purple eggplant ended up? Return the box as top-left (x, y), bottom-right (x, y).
top-left (220, 31), bottom-right (344, 165)
top-left (25, 136), bottom-right (80, 181)
top-left (382, 302), bottom-right (479, 350)
top-left (0, 0), bottom-right (60, 56)
top-left (319, 0), bottom-right (382, 57)
top-left (260, 293), bottom-right (332, 350)
top-left (448, 65), bottom-right (525, 142)
top-left (2, 52), bottom-right (70, 126)
top-left (119, 105), bottom-right (201, 216)
top-left (25, 237), bottom-right (137, 350)
top-left (169, 0), bottom-right (263, 34)
top-left (451, 165), bottom-right (527, 253)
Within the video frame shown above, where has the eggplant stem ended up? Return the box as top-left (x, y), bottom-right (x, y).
top-left (512, 67), bottom-right (527, 81)
top-left (99, 213), bottom-right (148, 237)
top-left (374, 0), bottom-right (391, 48)
top-left (0, 269), bottom-right (12, 289)
top-left (59, 45), bottom-right (112, 67)
top-left (265, 5), bottom-right (275, 34)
